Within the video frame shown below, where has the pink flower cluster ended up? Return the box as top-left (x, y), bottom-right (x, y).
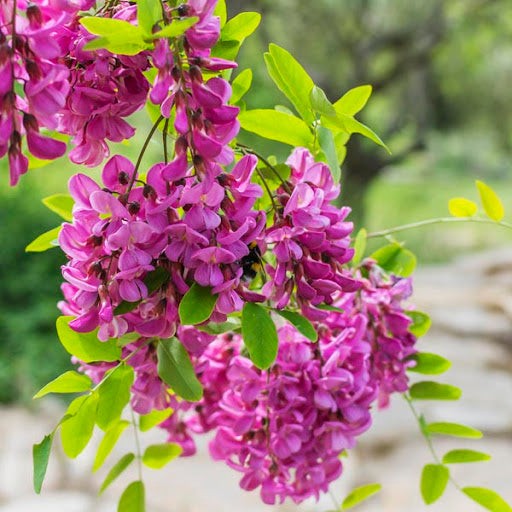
top-left (264, 148), bottom-right (361, 321)
top-left (0, 0), bottom-right (79, 185)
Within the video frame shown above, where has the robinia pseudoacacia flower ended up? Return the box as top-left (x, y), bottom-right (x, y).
top-left (4, 0), bottom-right (509, 510)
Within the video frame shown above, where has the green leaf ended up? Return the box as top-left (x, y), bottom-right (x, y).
top-left (142, 443), bottom-right (182, 469)
top-left (410, 381), bottom-right (461, 401)
top-left (408, 353), bottom-right (451, 375)
top-left (242, 302), bottom-right (278, 369)
top-left (341, 483), bottom-right (382, 509)
top-left (139, 408), bottom-right (173, 432)
top-left (61, 394), bottom-right (99, 458)
top-left (476, 180), bottom-right (504, 221)
top-left (99, 453), bottom-right (135, 494)
top-left (318, 126), bottom-right (341, 182)
top-left (405, 310), bottom-right (432, 337)
top-left (96, 365), bottom-right (134, 431)
top-left (210, 39), bottom-right (240, 62)
top-left (137, 0), bottom-right (161, 35)
top-left (334, 85), bottom-right (372, 116)
top-left (317, 304), bottom-right (345, 313)
top-left (239, 109), bottom-right (313, 147)
top-left (25, 226), bottom-right (61, 252)
top-left (463, 487), bottom-right (512, 512)
top-left (231, 69), bottom-right (253, 104)
top-left (421, 464), bottom-right (449, 505)
top-left (264, 44), bottom-right (315, 124)
top-left (310, 85), bottom-right (336, 117)
top-left (338, 114), bottom-right (390, 153)
top-left (153, 17), bottom-right (199, 38)
top-left (118, 480), bottom-right (145, 512)
top-left (56, 316), bottom-right (121, 363)
top-left (352, 228), bottom-right (367, 266)
top-left (370, 243), bottom-right (416, 277)
top-left (117, 332), bottom-right (141, 348)
top-left (83, 35), bottom-right (149, 55)
top-left (214, 0), bottom-right (227, 27)
top-left (426, 422), bottom-right (482, 439)
top-left (157, 337), bottom-right (203, 401)
top-left (275, 309), bottom-right (317, 342)
top-left (42, 194), bottom-right (74, 221)
top-left (449, 197), bottom-right (478, 218)
top-left (442, 449), bottom-right (491, 464)
top-left (195, 319), bottom-right (241, 335)
top-left (221, 12), bottom-right (261, 43)
top-left (115, 267), bottom-right (170, 314)
top-left (33, 434), bottom-right (54, 494)
top-left (33, 371), bottom-right (92, 399)
top-left (178, 283), bottom-right (218, 325)
top-left (80, 17), bottom-right (141, 37)
top-left (93, 420), bottom-right (130, 472)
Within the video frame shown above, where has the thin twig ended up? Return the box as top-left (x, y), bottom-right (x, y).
top-left (255, 166), bottom-right (278, 213)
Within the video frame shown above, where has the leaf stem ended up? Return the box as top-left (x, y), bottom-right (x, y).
top-left (254, 165), bottom-right (278, 213)
top-left (366, 217), bottom-right (512, 239)
top-left (130, 408), bottom-right (143, 480)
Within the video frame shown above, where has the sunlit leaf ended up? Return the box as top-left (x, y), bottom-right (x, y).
top-left (117, 480), bottom-right (145, 512)
top-left (42, 194), bottom-right (74, 221)
top-left (33, 371), bottom-right (92, 399)
top-left (33, 434), bottom-right (54, 494)
top-left (231, 69), bottom-right (253, 104)
top-left (93, 420), bottom-right (130, 472)
top-left (352, 228), bottom-right (367, 266)
top-left (334, 85), bottom-right (372, 116)
top-left (139, 409), bottom-right (173, 432)
top-left (409, 381), bottom-right (461, 400)
top-left (442, 449), bottom-right (491, 464)
top-left (370, 243), bottom-right (416, 277)
top-left (275, 309), bottom-right (318, 342)
top-left (463, 487), bottom-right (512, 512)
top-left (341, 483), bottom-right (382, 509)
top-left (448, 197), bottom-right (478, 217)
top-left (99, 453), bottom-right (135, 494)
top-left (426, 422), bottom-right (482, 438)
top-left (142, 443), bottom-right (182, 469)
top-left (421, 464), bottom-right (449, 505)
top-left (405, 310), bottom-right (431, 337)
top-left (318, 126), bottom-right (340, 181)
top-left (310, 85), bottom-right (336, 117)
top-left (25, 226), bottom-right (61, 252)
top-left (153, 17), bottom-right (199, 38)
top-left (476, 180), bottom-right (504, 221)
top-left (408, 353), bottom-right (451, 375)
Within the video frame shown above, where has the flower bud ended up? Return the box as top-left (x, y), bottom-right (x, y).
top-left (22, 113), bottom-right (38, 132)
top-left (26, 3), bottom-right (43, 28)
top-left (128, 201), bottom-right (140, 215)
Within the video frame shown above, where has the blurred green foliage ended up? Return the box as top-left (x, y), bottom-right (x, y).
top-left (2, 0), bottom-right (512, 402)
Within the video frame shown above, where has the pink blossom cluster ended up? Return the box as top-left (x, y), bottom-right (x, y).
top-left (0, 0), bottom-right (81, 185)
top-left (59, 3), bottom-right (151, 166)
top-left (264, 148), bottom-right (361, 321)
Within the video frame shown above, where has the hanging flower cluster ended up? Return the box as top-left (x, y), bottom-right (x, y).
top-left (17, 0), bottom-right (456, 510)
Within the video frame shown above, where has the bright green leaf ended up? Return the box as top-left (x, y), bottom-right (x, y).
top-left (214, 0), bottom-right (227, 27)
top-left (408, 353), bottom-right (451, 375)
top-left (33, 371), bottom-right (92, 399)
top-left (476, 180), bottom-right (504, 221)
top-left (352, 228), bottom-right (367, 266)
top-left (221, 12), bottom-right (261, 43)
top-left (25, 226), bottom-right (61, 252)
top-left (118, 480), bottom-right (145, 512)
top-left (83, 35), bottom-right (149, 55)
top-left (33, 434), bottom-right (54, 494)
top-left (231, 69), bottom-right (253, 104)
top-left (338, 114), bottom-right (390, 153)
top-left (178, 283), bottom-right (218, 325)
top-left (410, 381), bottom-right (461, 401)
top-left (99, 453), bottom-right (135, 494)
top-left (341, 483), bottom-right (382, 509)
top-left (139, 408), bottom-right (173, 432)
top-left (142, 443), bottom-right (182, 469)
top-left (310, 85), bottom-right (336, 117)
top-left (42, 194), bottom-right (74, 221)
top-left (442, 449), bottom-right (491, 464)
top-left (426, 422), bottom-right (482, 438)
top-left (93, 420), bottom-right (130, 472)
top-left (56, 316), bottom-right (121, 363)
top-left (137, 0), bottom-right (161, 35)
top-left (405, 310), bottom-right (432, 337)
top-left (463, 487), bottom-right (512, 512)
top-left (61, 394), bottom-right (99, 458)
top-left (153, 17), bottom-right (199, 38)
top-left (334, 85), bottom-right (372, 116)
top-left (242, 302), bottom-right (278, 369)
top-left (239, 109), bottom-right (313, 147)
top-left (370, 244), bottom-right (416, 277)
top-left (96, 365), bottom-right (134, 431)
top-left (264, 44), bottom-right (315, 124)
top-left (449, 197), bottom-right (478, 218)
top-left (157, 337), bottom-right (203, 401)
top-left (80, 17), bottom-right (140, 37)
top-left (195, 319), bottom-right (241, 335)
top-left (318, 126), bottom-right (341, 182)
top-left (421, 464), bottom-right (449, 505)
top-left (275, 309), bottom-right (317, 342)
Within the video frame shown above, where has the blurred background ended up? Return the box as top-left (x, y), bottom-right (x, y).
top-left (1, 1), bottom-right (512, 511)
